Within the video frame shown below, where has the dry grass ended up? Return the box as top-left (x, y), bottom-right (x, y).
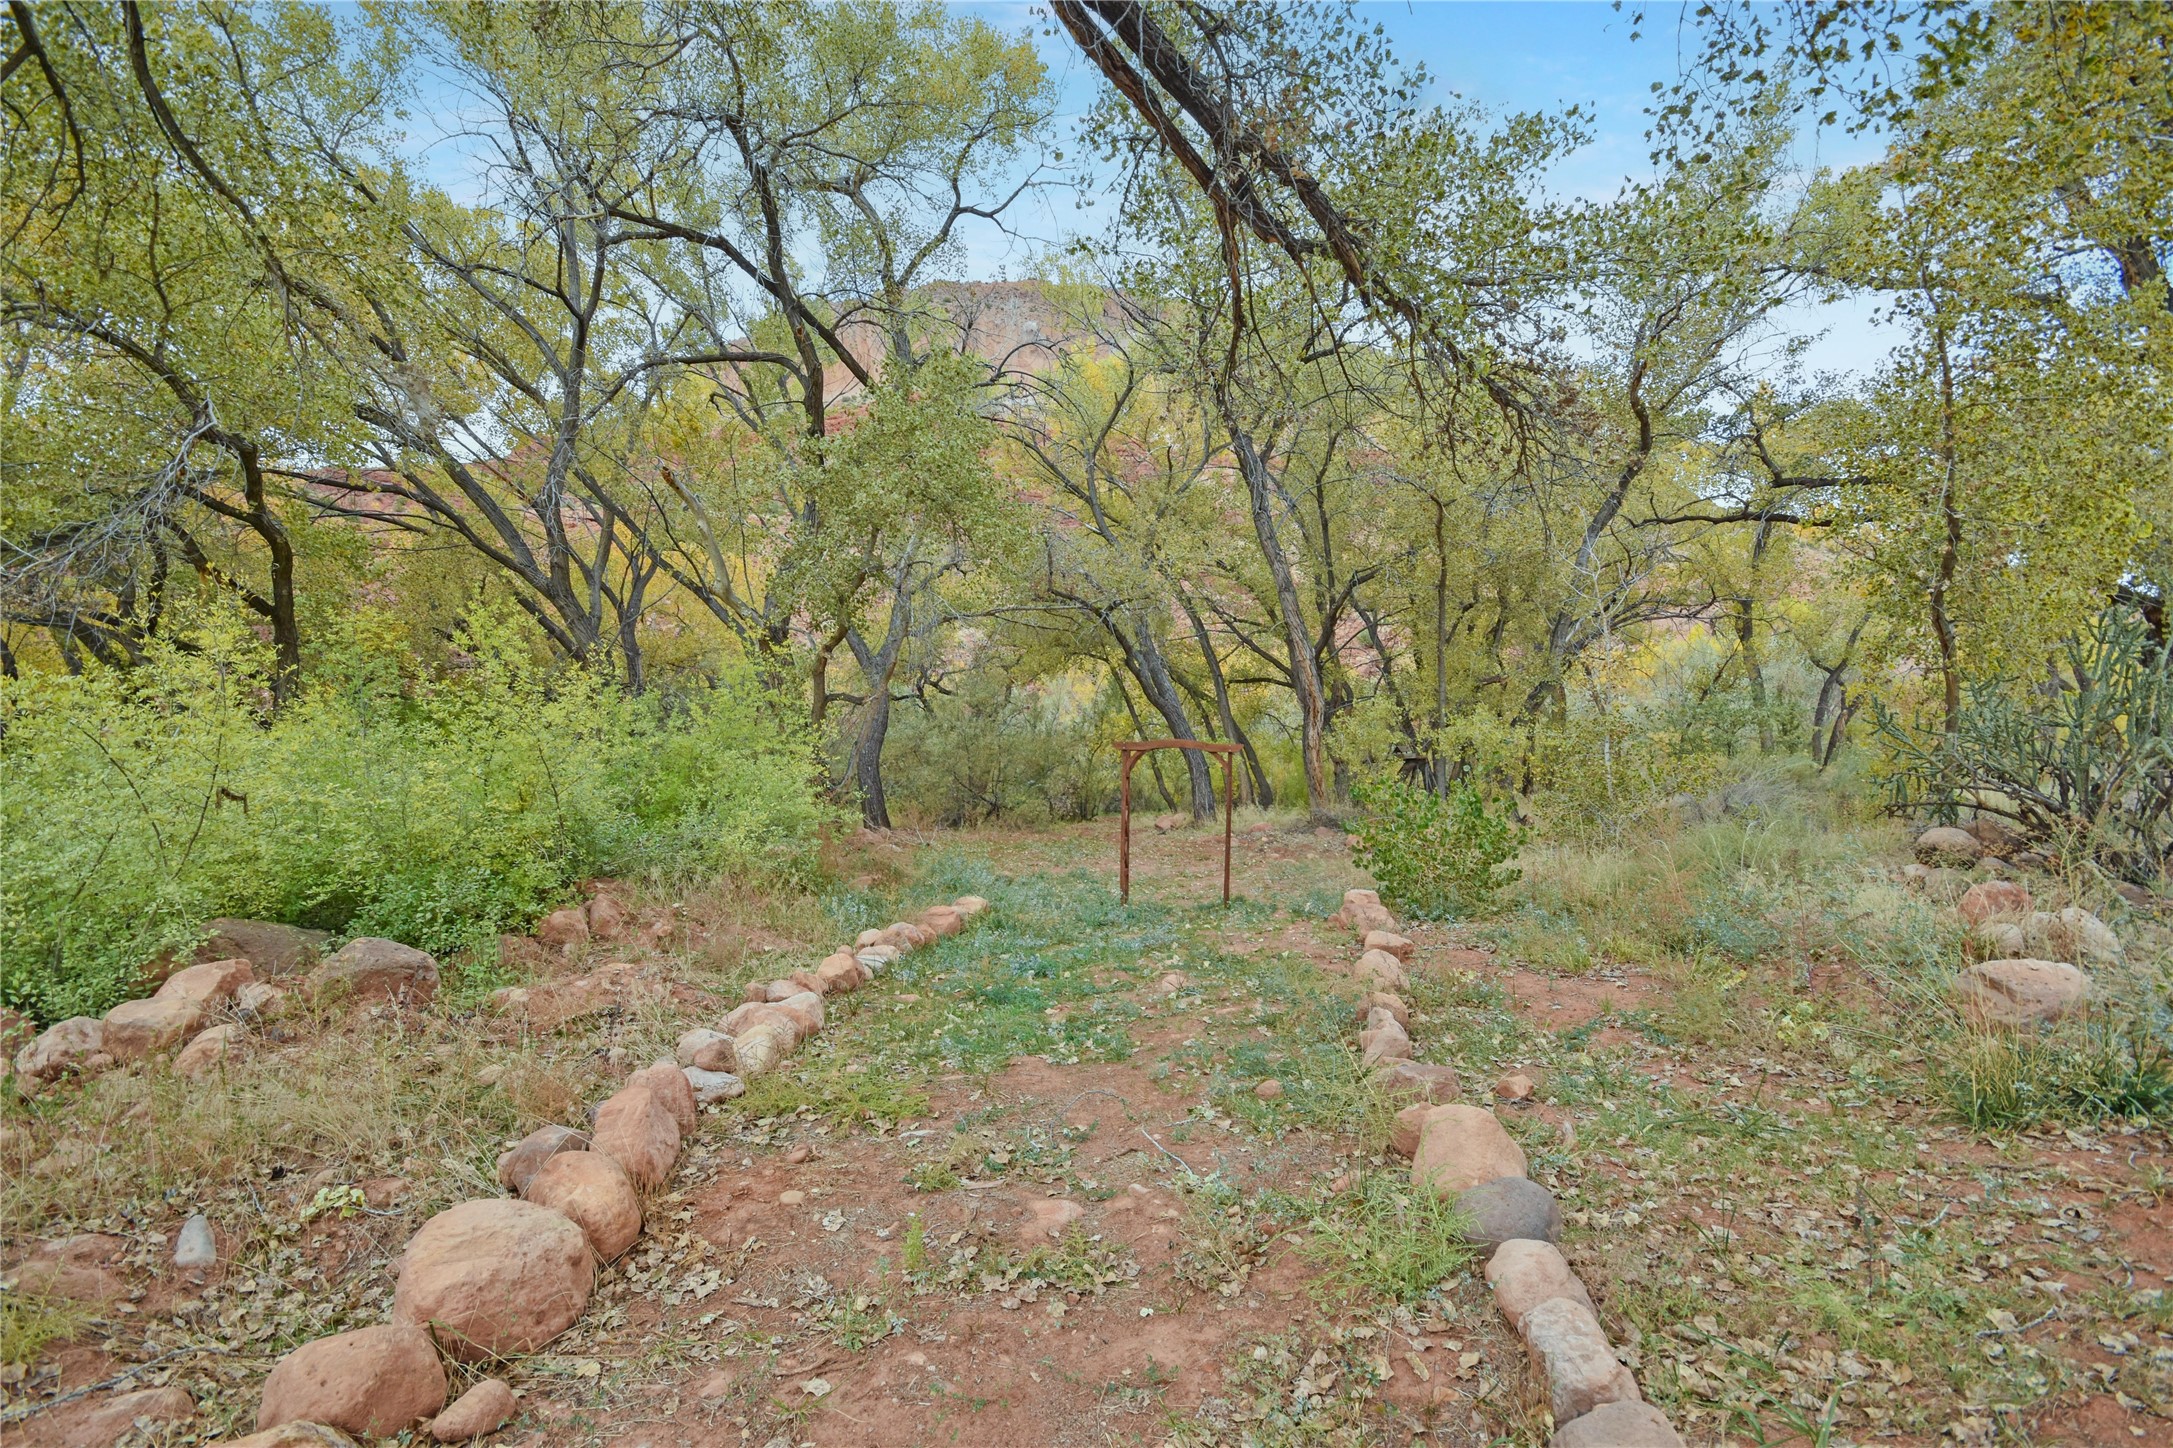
top-left (2, 1009), bottom-right (608, 1232)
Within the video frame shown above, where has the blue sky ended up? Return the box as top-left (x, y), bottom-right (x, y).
top-left (389, 1), bottom-right (1899, 378)
top-left (955, 1), bottom-right (1895, 376)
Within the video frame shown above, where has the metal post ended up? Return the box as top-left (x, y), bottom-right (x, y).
top-left (1221, 754), bottom-right (1234, 905)
top-left (1118, 751), bottom-right (1134, 904)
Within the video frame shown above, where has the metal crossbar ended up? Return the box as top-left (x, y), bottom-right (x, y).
top-left (1115, 738), bottom-right (1242, 905)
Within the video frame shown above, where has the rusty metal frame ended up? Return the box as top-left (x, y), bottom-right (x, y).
top-left (1116, 738), bottom-right (1242, 905)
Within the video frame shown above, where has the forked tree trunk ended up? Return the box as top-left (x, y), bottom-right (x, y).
top-left (1113, 612), bottom-right (1215, 819)
top-left (1178, 590), bottom-right (1272, 806)
top-left (1227, 419), bottom-right (1328, 812)
top-left (846, 574), bottom-right (914, 829)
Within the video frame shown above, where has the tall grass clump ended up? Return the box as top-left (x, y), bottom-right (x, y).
top-left (0, 612), bottom-right (836, 1021)
top-left (1937, 1007), bottom-right (2173, 1129)
top-left (1509, 795), bottom-right (1907, 969)
top-left (1296, 1170), bottom-right (1474, 1303)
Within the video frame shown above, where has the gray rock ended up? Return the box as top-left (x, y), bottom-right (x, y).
top-left (1520, 1296), bottom-right (1641, 1423)
top-left (676, 1028), bottom-right (738, 1072)
top-left (1486, 1239), bottom-right (1595, 1329)
top-left (1552, 1401), bottom-right (1684, 1447)
top-left (174, 1212), bottom-right (217, 1269)
top-left (682, 1065), bottom-right (744, 1106)
top-left (1969, 920), bottom-right (2028, 960)
top-left (234, 981), bottom-right (288, 1019)
top-left (1922, 866), bottom-right (1973, 903)
top-left (1916, 826), bottom-right (1983, 864)
top-left (2045, 906), bottom-right (2122, 964)
top-left (1457, 1176), bottom-right (1561, 1251)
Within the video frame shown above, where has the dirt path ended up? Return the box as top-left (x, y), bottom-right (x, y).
top-left (7, 819), bottom-right (2168, 1447)
top-left (499, 827), bottom-right (1534, 1447)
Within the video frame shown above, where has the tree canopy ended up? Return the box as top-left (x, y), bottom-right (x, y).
top-left (4, 0), bottom-right (2165, 835)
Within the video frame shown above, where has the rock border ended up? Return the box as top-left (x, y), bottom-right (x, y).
top-left (11, 954), bottom-right (305, 1093)
top-left (204, 894), bottom-right (991, 1446)
top-left (1328, 888), bottom-right (1685, 1448)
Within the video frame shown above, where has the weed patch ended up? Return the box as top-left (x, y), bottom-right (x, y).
top-left (0, 1294), bottom-right (90, 1367)
top-left (1295, 1170), bottom-right (1475, 1305)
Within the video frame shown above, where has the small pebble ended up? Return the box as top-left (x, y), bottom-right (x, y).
top-left (779, 1189), bottom-right (806, 1206)
top-left (1495, 1072), bottom-right (1536, 1101)
top-left (785, 1145), bottom-right (812, 1164)
top-left (173, 1213), bottom-right (216, 1269)
top-left (1253, 1079), bottom-right (1283, 1101)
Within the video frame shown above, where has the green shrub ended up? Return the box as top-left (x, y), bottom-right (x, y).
top-left (1351, 778), bottom-right (1522, 920)
top-left (0, 1293), bottom-right (90, 1366)
top-left (877, 669), bottom-right (1117, 825)
top-left (1686, 875), bottom-right (1786, 962)
top-left (1874, 603), bottom-right (2173, 883)
top-left (0, 611), bottom-right (836, 1021)
top-left (1939, 1019), bottom-right (2173, 1129)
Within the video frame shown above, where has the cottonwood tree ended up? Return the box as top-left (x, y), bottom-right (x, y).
top-left (280, 1), bottom-right (1047, 819)
top-left (1003, 312), bottom-right (1234, 820)
top-left (1660, 2), bottom-right (2173, 732)
top-left (2, 3), bottom-right (398, 697)
top-left (1056, 1), bottom-right (1858, 804)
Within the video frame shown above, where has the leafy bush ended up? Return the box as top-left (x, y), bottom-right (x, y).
top-left (1876, 603), bottom-right (2173, 882)
top-left (1686, 875), bottom-right (1786, 962)
top-left (1351, 779), bottom-right (1523, 921)
top-left (1523, 689), bottom-right (1739, 846)
top-left (878, 670), bottom-right (1117, 825)
top-left (0, 613), bottom-right (835, 1021)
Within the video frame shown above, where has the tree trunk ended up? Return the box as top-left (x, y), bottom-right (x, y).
top-left (232, 440), bottom-right (302, 703)
top-left (1110, 668), bottom-right (1179, 808)
top-left (1227, 418), bottom-right (1328, 812)
top-left (1733, 597), bottom-right (1770, 753)
top-left (1111, 610), bottom-right (1215, 819)
top-left (616, 558), bottom-right (654, 694)
top-left (1745, 518), bottom-right (1776, 753)
top-left (1355, 598), bottom-right (1427, 785)
top-left (1808, 617), bottom-right (1866, 771)
top-left (846, 574), bottom-right (914, 829)
top-left (1929, 317), bottom-right (1964, 736)
top-left (1432, 497), bottom-right (1451, 796)
top-left (1177, 590), bottom-right (1272, 806)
